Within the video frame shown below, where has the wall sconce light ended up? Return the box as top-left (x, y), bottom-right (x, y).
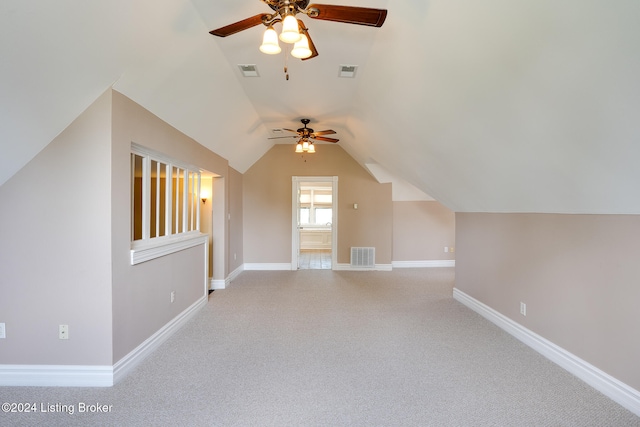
top-left (201, 187), bottom-right (211, 204)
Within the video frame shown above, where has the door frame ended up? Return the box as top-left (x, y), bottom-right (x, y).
top-left (291, 176), bottom-right (338, 270)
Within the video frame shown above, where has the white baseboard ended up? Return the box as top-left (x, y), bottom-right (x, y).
top-left (243, 263), bottom-right (293, 271)
top-left (453, 288), bottom-right (640, 417)
top-left (392, 260), bottom-right (455, 268)
top-left (112, 295), bottom-right (207, 384)
top-left (0, 296), bottom-right (207, 387)
top-left (334, 263), bottom-right (393, 271)
top-left (242, 262), bottom-right (452, 271)
top-left (210, 265), bottom-right (244, 289)
top-left (244, 262), bottom-right (393, 271)
top-left (0, 364), bottom-right (114, 387)
top-left (227, 264), bottom-right (244, 282)
top-left (210, 278), bottom-right (226, 289)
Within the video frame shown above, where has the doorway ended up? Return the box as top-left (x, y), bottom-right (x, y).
top-left (291, 176), bottom-right (338, 270)
top-left (200, 171), bottom-right (225, 290)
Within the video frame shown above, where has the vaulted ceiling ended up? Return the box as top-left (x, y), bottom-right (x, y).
top-left (2, 1), bottom-right (640, 213)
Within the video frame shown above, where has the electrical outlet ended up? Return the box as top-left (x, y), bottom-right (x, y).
top-left (0, 323), bottom-right (5, 339)
top-left (450, 247), bottom-right (455, 253)
top-left (170, 291), bottom-right (176, 303)
top-left (520, 302), bottom-right (527, 316)
top-left (59, 325), bottom-right (69, 340)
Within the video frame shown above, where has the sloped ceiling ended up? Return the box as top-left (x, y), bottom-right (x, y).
top-left (1, 1), bottom-right (640, 213)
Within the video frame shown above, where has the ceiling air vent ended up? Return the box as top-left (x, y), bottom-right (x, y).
top-left (238, 64), bottom-right (260, 77)
top-left (338, 65), bottom-right (358, 78)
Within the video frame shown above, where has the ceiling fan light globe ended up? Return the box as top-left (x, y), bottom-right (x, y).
top-left (295, 143), bottom-right (304, 153)
top-left (260, 27), bottom-right (281, 54)
top-left (302, 140), bottom-right (310, 151)
top-left (291, 35), bottom-right (312, 59)
top-left (307, 143), bottom-right (316, 153)
top-left (280, 15), bottom-right (302, 43)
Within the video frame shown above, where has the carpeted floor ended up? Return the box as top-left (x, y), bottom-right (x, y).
top-left (1, 268), bottom-right (639, 426)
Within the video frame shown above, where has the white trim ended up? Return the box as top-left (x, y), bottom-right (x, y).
top-left (392, 260), bottom-right (455, 268)
top-left (243, 263), bottom-right (293, 271)
top-left (210, 278), bottom-right (226, 290)
top-left (210, 264), bottom-right (244, 289)
top-left (0, 295), bottom-right (209, 387)
top-left (131, 233), bottom-right (207, 265)
top-left (113, 295), bottom-right (207, 384)
top-left (292, 176), bottom-right (338, 270)
top-left (0, 364), bottom-right (114, 387)
top-left (131, 142), bottom-right (200, 172)
top-left (452, 288), bottom-right (640, 417)
top-left (227, 264), bottom-right (244, 282)
top-left (334, 263), bottom-right (393, 271)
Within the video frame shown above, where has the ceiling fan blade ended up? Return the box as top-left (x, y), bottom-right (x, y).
top-left (312, 136), bottom-right (339, 143)
top-left (298, 20), bottom-right (319, 61)
top-left (209, 14), bottom-right (268, 37)
top-left (268, 135), bottom-right (298, 140)
top-left (283, 128), bottom-right (299, 134)
top-left (307, 4), bottom-right (387, 27)
top-left (312, 130), bottom-right (336, 136)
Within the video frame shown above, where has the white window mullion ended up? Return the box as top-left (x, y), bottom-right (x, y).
top-left (165, 163), bottom-right (172, 237)
top-left (190, 172), bottom-right (195, 231)
top-left (175, 168), bottom-right (181, 234)
top-left (196, 173), bottom-right (201, 231)
top-left (188, 172), bottom-right (193, 232)
top-left (142, 156), bottom-right (151, 240)
top-left (182, 169), bottom-right (188, 233)
top-left (155, 161), bottom-right (160, 238)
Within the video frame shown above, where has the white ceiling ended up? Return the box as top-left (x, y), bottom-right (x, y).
top-left (2, 0), bottom-right (640, 213)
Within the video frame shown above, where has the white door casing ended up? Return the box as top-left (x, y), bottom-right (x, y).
top-left (291, 176), bottom-right (338, 270)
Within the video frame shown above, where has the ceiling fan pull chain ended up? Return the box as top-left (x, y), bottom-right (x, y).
top-left (284, 48), bottom-right (290, 80)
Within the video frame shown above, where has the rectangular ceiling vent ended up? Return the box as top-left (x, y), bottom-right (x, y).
top-left (338, 65), bottom-right (358, 78)
top-left (350, 247), bottom-right (375, 268)
top-left (238, 64), bottom-right (260, 77)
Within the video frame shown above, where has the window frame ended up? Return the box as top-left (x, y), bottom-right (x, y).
top-left (130, 143), bottom-right (206, 265)
top-left (299, 188), bottom-right (332, 228)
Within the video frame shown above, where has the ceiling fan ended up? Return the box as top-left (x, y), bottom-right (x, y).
top-left (271, 118), bottom-right (339, 142)
top-left (209, 1), bottom-right (387, 60)
top-left (270, 118), bottom-right (339, 153)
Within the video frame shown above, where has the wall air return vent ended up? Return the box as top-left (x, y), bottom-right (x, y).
top-left (350, 247), bottom-right (375, 268)
top-left (338, 65), bottom-right (358, 78)
top-left (238, 64), bottom-right (260, 77)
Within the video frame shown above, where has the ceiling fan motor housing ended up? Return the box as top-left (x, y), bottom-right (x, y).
top-left (298, 118), bottom-right (313, 136)
top-left (266, 0), bottom-right (310, 15)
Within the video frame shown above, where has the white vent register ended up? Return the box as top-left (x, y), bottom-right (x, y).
top-left (350, 247), bottom-right (375, 268)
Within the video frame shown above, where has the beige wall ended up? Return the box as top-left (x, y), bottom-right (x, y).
top-left (455, 212), bottom-right (640, 391)
top-left (110, 90), bottom-right (233, 361)
top-left (393, 201), bottom-right (455, 261)
top-left (228, 167), bottom-right (244, 273)
top-left (243, 144), bottom-right (393, 265)
top-left (0, 90), bottom-right (114, 365)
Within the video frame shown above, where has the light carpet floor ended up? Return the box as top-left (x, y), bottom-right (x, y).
top-left (1, 268), bottom-right (639, 426)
